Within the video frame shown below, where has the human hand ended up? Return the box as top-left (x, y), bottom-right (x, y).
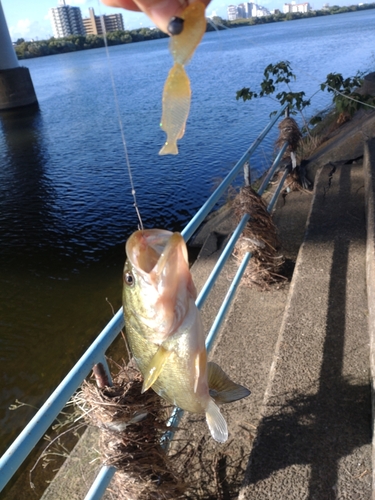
top-left (101, 0), bottom-right (211, 34)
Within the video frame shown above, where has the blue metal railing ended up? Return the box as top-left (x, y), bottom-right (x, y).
top-left (0, 103), bottom-right (289, 498)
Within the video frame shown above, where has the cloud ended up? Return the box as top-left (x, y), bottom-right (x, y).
top-left (14, 18), bottom-right (32, 32)
top-left (9, 18), bottom-right (52, 41)
top-left (9, 18), bottom-right (32, 39)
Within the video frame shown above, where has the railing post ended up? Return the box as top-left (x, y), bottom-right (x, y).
top-left (244, 161), bottom-right (251, 186)
top-left (92, 358), bottom-right (113, 388)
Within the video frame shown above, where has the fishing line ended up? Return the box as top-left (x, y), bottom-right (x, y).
top-left (97, 1), bottom-right (144, 231)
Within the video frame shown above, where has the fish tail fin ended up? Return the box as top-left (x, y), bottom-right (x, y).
top-left (208, 361), bottom-right (251, 404)
top-left (159, 140), bottom-right (179, 155)
top-left (205, 398), bottom-right (228, 443)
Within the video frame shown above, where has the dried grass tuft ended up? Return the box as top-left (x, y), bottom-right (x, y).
top-left (296, 133), bottom-right (324, 160)
top-left (74, 364), bottom-right (186, 499)
top-left (273, 165), bottom-right (312, 193)
top-left (232, 186), bottom-right (285, 289)
top-left (275, 117), bottom-right (314, 190)
top-left (276, 117), bottom-right (302, 154)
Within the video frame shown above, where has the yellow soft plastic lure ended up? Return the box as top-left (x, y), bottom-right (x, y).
top-left (159, 2), bottom-right (206, 155)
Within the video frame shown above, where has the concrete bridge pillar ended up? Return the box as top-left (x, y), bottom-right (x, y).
top-left (0, 1), bottom-right (38, 110)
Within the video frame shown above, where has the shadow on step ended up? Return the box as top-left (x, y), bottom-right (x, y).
top-left (243, 379), bottom-right (371, 497)
top-left (243, 164), bottom-right (371, 498)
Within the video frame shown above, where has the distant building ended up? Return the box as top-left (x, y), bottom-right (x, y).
top-left (251, 4), bottom-right (271, 16)
top-left (208, 9), bottom-right (218, 18)
top-left (82, 8), bottom-right (124, 35)
top-left (227, 5), bottom-right (240, 20)
top-left (49, 0), bottom-right (85, 38)
top-left (283, 2), bottom-right (310, 13)
top-left (238, 2), bottom-right (253, 17)
top-left (227, 2), bottom-right (270, 20)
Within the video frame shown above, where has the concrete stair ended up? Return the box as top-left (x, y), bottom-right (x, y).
top-left (238, 156), bottom-right (373, 498)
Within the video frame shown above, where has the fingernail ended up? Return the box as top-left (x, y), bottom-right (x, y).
top-left (146, 0), bottom-right (182, 33)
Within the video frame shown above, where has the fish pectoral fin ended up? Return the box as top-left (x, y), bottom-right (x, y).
top-left (141, 345), bottom-right (171, 393)
top-left (208, 361), bottom-right (251, 404)
top-left (194, 349), bottom-right (207, 393)
top-left (205, 398), bottom-right (228, 443)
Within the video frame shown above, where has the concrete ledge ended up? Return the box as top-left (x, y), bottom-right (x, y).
top-left (307, 109), bottom-right (375, 180)
top-left (0, 67), bottom-right (38, 110)
top-left (40, 427), bottom-right (102, 500)
top-left (363, 138), bottom-right (375, 498)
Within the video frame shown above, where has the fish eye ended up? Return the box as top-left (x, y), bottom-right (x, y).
top-left (124, 271), bottom-right (134, 287)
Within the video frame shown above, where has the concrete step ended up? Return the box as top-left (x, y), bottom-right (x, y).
top-left (239, 160), bottom-right (372, 499)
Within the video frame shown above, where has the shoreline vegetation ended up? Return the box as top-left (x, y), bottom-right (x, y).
top-left (14, 2), bottom-right (375, 60)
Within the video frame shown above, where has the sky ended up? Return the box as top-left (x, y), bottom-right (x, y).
top-left (1, 0), bottom-right (360, 41)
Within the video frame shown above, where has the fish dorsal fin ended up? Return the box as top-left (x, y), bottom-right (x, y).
top-left (205, 398), bottom-right (228, 443)
top-left (141, 345), bottom-right (171, 393)
top-left (208, 361), bottom-right (251, 404)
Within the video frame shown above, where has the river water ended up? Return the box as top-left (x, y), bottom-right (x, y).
top-left (1, 8), bottom-right (375, 480)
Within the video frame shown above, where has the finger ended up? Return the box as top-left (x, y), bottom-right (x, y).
top-left (101, 0), bottom-right (211, 34)
top-left (101, 0), bottom-right (141, 11)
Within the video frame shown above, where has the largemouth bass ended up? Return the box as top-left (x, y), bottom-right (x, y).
top-left (123, 229), bottom-right (250, 443)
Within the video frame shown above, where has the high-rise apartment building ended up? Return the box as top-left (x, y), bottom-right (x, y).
top-left (82, 8), bottom-right (124, 35)
top-left (227, 5), bottom-right (240, 20)
top-left (49, 0), bottom-right (85, 38)
top-left (227, 2), bottom-right (270, 19)
top-left (283, 2), bottom-right (310, 12)
top-left (238, 2), bottom-right (254, 18)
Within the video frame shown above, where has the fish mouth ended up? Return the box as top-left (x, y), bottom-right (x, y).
top-left (126, 229), bottom-right (196, 338)
top-left (126, 229), bottom-right (182, 273)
